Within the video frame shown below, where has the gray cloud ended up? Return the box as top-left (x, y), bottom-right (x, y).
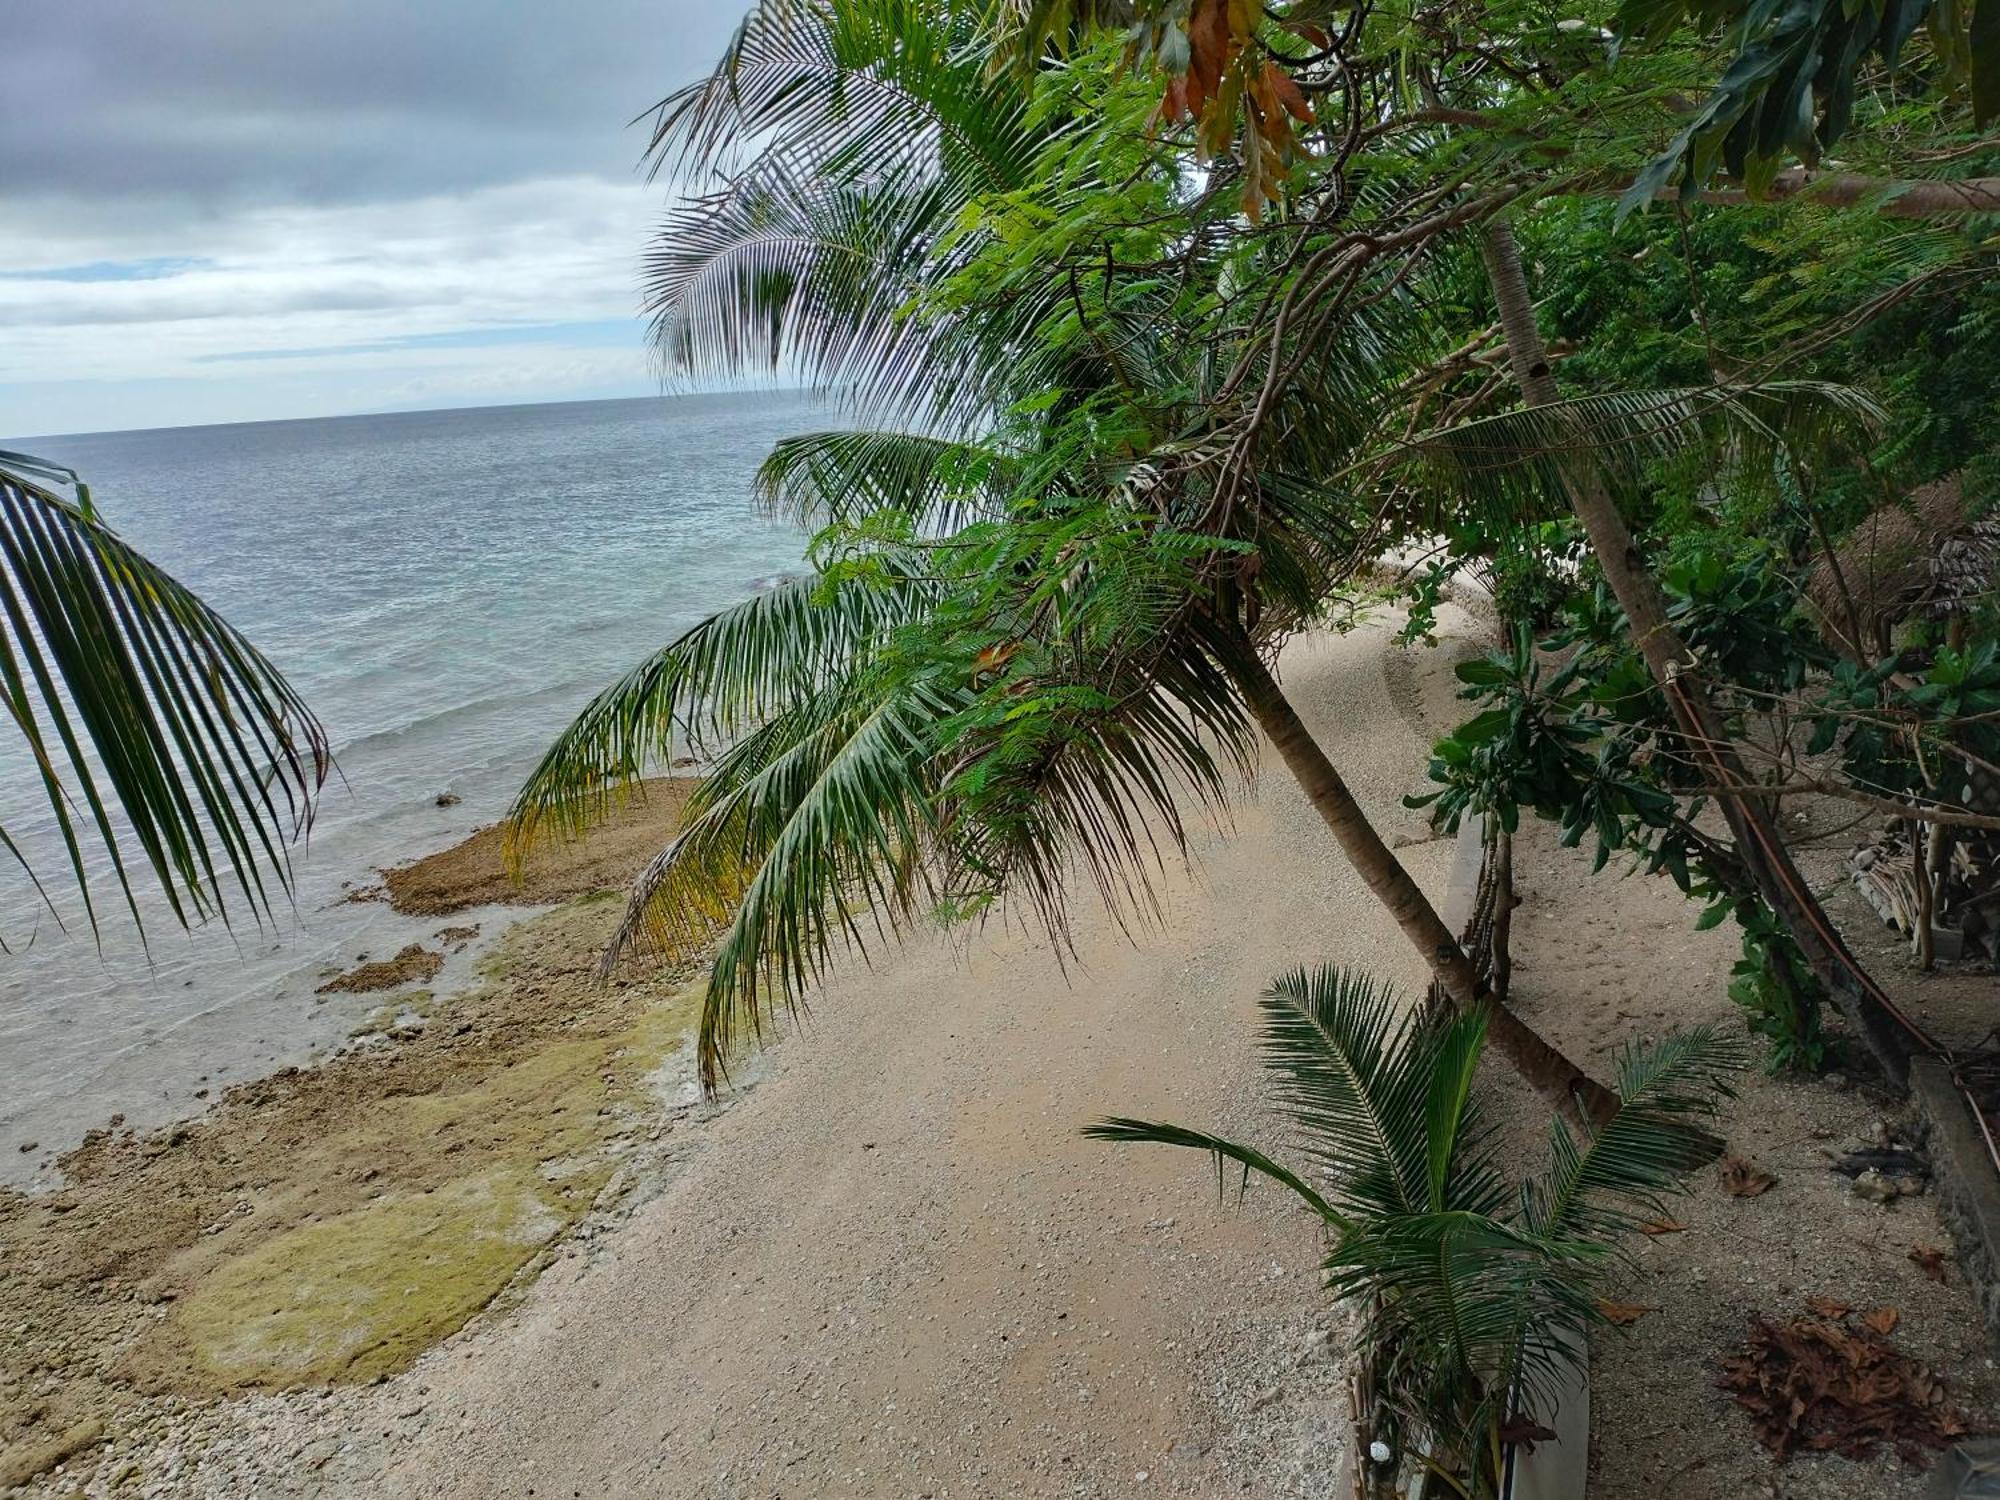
top-left (2, 1), bottom-right (748, 210)
top-left (0, 3), bottom-right (760, 434)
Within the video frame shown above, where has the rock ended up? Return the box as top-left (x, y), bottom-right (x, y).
top-left (1823, 1072), bottom-right (1849, 1092)
top-left (1928, 1437), bottom-right (2000, 1497)
top-left (18, 1141), bottom-right (37, 1153)
top-left (434, 792), bottom-right (461, 807)
top-left (1852, 1168), bottom-right (1900, 1204)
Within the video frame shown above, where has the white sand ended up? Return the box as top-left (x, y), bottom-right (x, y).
top-left (335, 614), bottom-right (1480, 1500)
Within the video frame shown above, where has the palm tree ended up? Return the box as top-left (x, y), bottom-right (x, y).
top-left (513, 0), bottom-right (1615, 1115)
top-left (0, 450), bottom-right (327, 943)
top-left (1089, 963), bottom-right (1740, 1498)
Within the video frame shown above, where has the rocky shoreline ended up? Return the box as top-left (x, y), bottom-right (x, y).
top-left (0, 782), bottom-right (705, 1495)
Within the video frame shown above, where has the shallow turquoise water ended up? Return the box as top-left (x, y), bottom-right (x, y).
top-left (0, 392), bottom-right (816, 1177)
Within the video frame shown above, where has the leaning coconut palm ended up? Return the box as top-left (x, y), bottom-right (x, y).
top-left (522, 0), bottom-right (1900, 1123)
top-left (0, 451), bottom-right (327, 943)
top-left (520, 0), bottom-right (1852, 1116)
top-left (1089, 964), bottom-right (1741, 1498)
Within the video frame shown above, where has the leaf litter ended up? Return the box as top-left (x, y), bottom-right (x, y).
top-left (1718, 1302), bottom-right (1968, 1466)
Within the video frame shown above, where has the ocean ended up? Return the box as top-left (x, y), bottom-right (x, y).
top-left (0, 392), bottom-right (817, 1183)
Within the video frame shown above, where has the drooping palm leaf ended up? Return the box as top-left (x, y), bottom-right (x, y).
top-left (0, 454), bottom-right (328, 942)
top-left (509, 560), bottom-right (940, 852)
top-left (1392, 380), bottom-right (1888, 530)
top-left (756, 427), bottom-right (1017, 530)
top-left (641, 0), bottom-right (1033, 200)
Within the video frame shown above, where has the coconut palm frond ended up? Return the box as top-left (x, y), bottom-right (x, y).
top-left (643, 165), bottom-right (957, 403)
top-left (946, 644), bottom-right (1252, 950)
top-left (1396, 380), bottom-right (1888, 529)
top-left (1255, 964), bottom-right (1434, 1218)
top-left (508, 563), bottom-right (938, 853)
top-left (0, 455), bottom-right (328, 942)
top-left (1521, 1025), bottom-right (1743, 1246)
top-left (618, 672), bottom-right (968, 1086)
top-left (756, 427), bottom-right (1017, 530)
top-left (1083, 1116), bottom-right (1342, 1221)
top-left (642, 0), bottom-right (1032, 199)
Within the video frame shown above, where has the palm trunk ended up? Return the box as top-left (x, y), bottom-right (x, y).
top-left (1228, 642), bottom-right (1616, 1123)
top-left (1477, 220), bottom-right (1922, 1078)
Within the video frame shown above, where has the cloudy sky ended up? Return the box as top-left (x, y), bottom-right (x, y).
top-left (1, 2), bottom-right (757, 438)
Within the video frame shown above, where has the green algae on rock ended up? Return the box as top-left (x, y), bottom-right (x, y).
top-left (174, 1169), bottom-right (565, 1387)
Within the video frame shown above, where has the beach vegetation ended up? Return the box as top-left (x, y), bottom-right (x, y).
top-left (0, 450), bottom-right (328, 943)
top-left (1090, 962), bottom-right (1742, 1498)
top-left (522, 0), bottom-right (2000, 1099)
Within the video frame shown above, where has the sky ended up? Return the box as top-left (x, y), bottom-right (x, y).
top-left (0, 1), bottom-right (759, 438)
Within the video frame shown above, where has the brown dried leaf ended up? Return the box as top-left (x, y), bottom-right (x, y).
top-left (1718, 1313), bottom-right (1965, 1463)
top-left (1639, 1216), bottom-right (1688, 1235)
top-left (1908, 1244), bottom-right (1948, 1283)
top-left (1804, 1295), bottom-right (1851, 1320)
top-left (1596, 1298), bottom-right (1655, 1326)
top-left (1862, 1306), bottom-right (1900, 1336)
top-left (1719, 1154), bottom-right (1777, 1197)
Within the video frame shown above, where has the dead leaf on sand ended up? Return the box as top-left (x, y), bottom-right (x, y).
top-left (1719, 1313), bottom-right (1965, 1464)
top-left (1908, 1245), bottom-right (1949, 1283)
top-left (1804, 1295), bottom-right (1851, 1320)
top-left (1597, 1299), bottom-right (1655, 1326)
top-left (1863, 1306), bottom-right (1901, 1336)
top-left (1639, 1216), bottom-right (1688, 1235)
top-left (1719, 1154), bottom-right (1777, 1197)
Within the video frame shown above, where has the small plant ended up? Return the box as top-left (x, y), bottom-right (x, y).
top-left (1090, 965), bottom-right (1740, 1499)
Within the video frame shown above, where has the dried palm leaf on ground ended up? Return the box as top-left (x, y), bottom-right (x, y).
top-left (1718, 1308), bottom-right (1969, 1465)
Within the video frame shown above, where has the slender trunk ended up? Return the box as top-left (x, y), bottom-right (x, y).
top-left (1490, 828), bottom-right (1516, 1002)
top-left (1914, 825), bottom-right (1936, 969)
top-left (1228, 642), bottom-right (1617, 1123)
top-left (1477, 220), bottom-right (1925, 1080)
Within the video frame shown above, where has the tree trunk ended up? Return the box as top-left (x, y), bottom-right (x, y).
top-left (1228, 641), bottom-right (1617, 1124)
top-left (1490, 827), bottom-right (1516, 1002)
top-left (1477, 220), bottom-right (1924, 1080)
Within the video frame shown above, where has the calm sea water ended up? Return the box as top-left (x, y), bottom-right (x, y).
top-left (0, 392), bottom-right (816, 1183)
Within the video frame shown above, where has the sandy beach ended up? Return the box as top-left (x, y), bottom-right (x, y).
top-left (6, 607), bottom-right (1992, 1499)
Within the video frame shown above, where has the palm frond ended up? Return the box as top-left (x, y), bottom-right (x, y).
top-left (508, 562), bottom-right (938, 854)
top-left (610, 672), bottom-right (967, 1087)
top-left (1083, 1116), bottom-right (1341, 1222)
top-left (640, 0), bottom-right (1032, 199)
top-left (643, 165), bottom-right (960, 410)
top-left (1256, 964), bottom-right (1436, 1220)
top-left (0, 455), bottom-right (327, 941)
top-left (1393, 381), bottom-right (1888, 530)
top-left (756, 427), bottom-right (1017, 530)
top-left (1520, 1025), bottom-right (1743, 1245)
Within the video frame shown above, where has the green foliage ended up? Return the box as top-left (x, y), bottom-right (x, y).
top-left (1091, 963), bottom-right (1740, 1496)
top-left (1617, 0), bottom-right (1999, 210)
top-left (0, 452), bottom-right (328, 945)
top-left (1809, 641), bottom-right (2000, 801)
top-left (1410, 550), bottom-right (1848, 1071)
top-left (1724, 901), bottom-right (1829, 1072)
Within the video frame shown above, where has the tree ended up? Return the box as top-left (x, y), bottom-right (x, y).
top-left (1041, 0), bottom-right (1989, 1077)
top-left (514, 0), bottom-right (1617, 1117)
top-left (0, 450), bottom-right (327, 943)
top-left (1091, 963), bottom-right (1740, 1497)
